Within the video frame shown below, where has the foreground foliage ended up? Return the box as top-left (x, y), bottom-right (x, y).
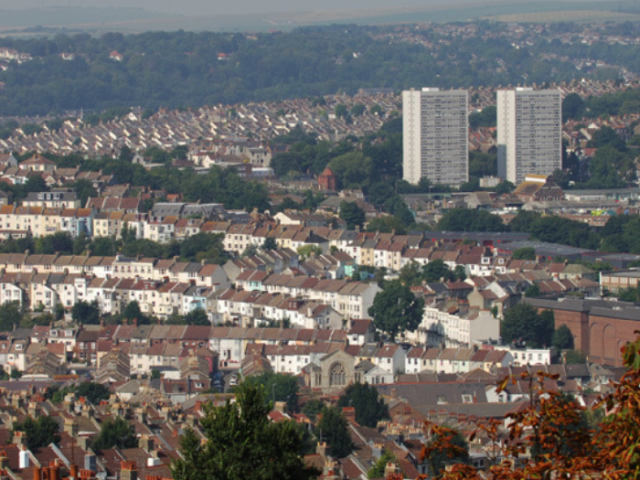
top-left (172, 383), bottom-right (319, 480)
top-left (406, 335), bottom-right (640, 480)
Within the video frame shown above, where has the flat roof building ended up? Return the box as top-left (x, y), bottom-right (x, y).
top-left (403, 88), bottom-right (469, 187)
top-left (497, 88), bottom-right (562, 185)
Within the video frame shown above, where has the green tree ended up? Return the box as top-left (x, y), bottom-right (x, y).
top-left (123, 301), bottom-right (143, 323)
top-left (399, 262), bottom-right (423, 287)
top-left (562, 93), bottom-right (585, 121)
top-left (368, 280), bottom-right (424, 341)
top-left (118, 145), bottom-right (134, 162)
top-left (88, 236), bottom-right (120, 256)
top-left (495, 180), bottom-right (515, 195)
top-left (302, 398), bottom-right (325, 420)
top-left (424, 428), bottom-right (469, 476)
top-left (171, 383), bottom-right (319, 480)
top-left (524, 283), bottom-right (541, 298)
top-left (180, 233), bottom-right (228, 264)
top-left (244, 372), bottom-right (301, 413)
top-left (75, 382), bottom-right (110, 404)
top-left (553, 324), bottom-right (575, 350)
top-left (512, 247), bottom-right (536, 260)
top-left (339, 201), bottom-right (365, 229)
top-left (316, 406), bottom-right (354, 459)
top-left (365, 215), bottom-right (407, 234)
top-left (35, 232), bottom-right (74, 255)
top-left (509, 210), bottom-right (542, 234)
top-left (334, 104), bottom-right (348, 118)
top-left (436, 209), bottom-right (506, 232)
top-left (262, 237), bottom-right (277, 251)
top-left (184, 308), bottom-right (210, 326)
top-left (367, 450), bottom-right (396, 478)
top-left (564, 349), bottom-right (587, 364)
top-left (337, 383), bottom-right (389, 428)
top-left (501, 303), bottom-right (554, 348)
top-left (350, 104), bottom-right (366, 117)
top-left (70, 179), bottom-right (97, 205)
top-left (297, 244), bottom-right (323, 260)
top-left (92, 417), bottom-right (137, 450)
top-left (422, 259), bottom-right (454, 283)
top-left (12, 416), bottom-right (61, 449)
top-left (0, 302), bottom-right (23, 331)
top-left (71, 300), bottom-right (100, 325)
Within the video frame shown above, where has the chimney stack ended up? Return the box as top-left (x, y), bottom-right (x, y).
top-left (120, 461), bottom-right (138, 480)
top-left (316, 442), bottom-right (329, 458)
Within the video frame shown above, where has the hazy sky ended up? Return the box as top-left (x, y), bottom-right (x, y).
top-left (0, 0), bottom-right (562, 16)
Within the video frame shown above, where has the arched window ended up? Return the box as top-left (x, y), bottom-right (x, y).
top-left (330, 362), bottom-right (346, 386)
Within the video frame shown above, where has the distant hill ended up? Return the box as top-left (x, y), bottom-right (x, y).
top-left (0, 18), bottom-right (638, 116)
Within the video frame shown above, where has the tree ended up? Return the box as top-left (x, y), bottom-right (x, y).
top-left (184, 308), bottom-right (210, 326)
top-left (524, 283), bottom-right (541, 298)
top-left (171, 383), bottom-right (319, 480)
top-left (0, 302), bottom-right (23, 331)
top-left (399, 262), bottom-right (423, 287)
top-left (494, 180), bottom-right (515, 195)
top-left (302, 398), bottom-right (325, 420)
top-left (350, 103), bottom-right (366, 116)
top-left (562, 92), bottom-right (584, 121)
top-left (564, 349), bottom-right (587, 364)
top-left (316, 406), bottom-right (354, 459)
top-left (262, 237), bottom-right (277, 251)
top-left (423, 426), bottom-right (469, 476)
top-left (501, 303), bottom-right (554, 347)
top-left (424, 336), bottom-right (640, 480)
top-left (122, 300), bottom-right (142, 322)
top-left (512, 247), bottom-right (536, 260)
top-left (71, 300), bottom-right (100, 325)
top-left (297, 244), bottom-right (323, 260)
top-left (244, 372), bottom-right (301, 413)
top-left (12, 416), bottom-right (60, 449)
top-left (118, 145), bottom-right (134, 162)
top-left (92, 417), bottom-right (137, 450)
top-left (422, 259), bottom-right (454, 283)
top-left (337, 383), bottom-right (389, 428)
top-left (368, 280), bottom-right (424, 341)
top-left (35, 232), bottom-right (74, 255)
top-left (436, 209), bottom-right (506, 232)
top-left (334, 104), bottom-right (348, 118)
top-left (368, 450), bottom-right (396, 478)
top-left (70, 179), bottom-right (97, 205)
top-left (339, 201), bottom-right (365, 229)
top-left (75, 382), bottom-right (110, 404)
top-left (553, 324), bottom-right (575, 350)
top-left (241, 244), bottom-right (259, 258)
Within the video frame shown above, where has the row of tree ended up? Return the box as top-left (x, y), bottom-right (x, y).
top-left (0, 23), bottom-right (627, 116)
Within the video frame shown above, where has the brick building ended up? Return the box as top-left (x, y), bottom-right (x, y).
top-left (525, 298), bottom-right (640, 367)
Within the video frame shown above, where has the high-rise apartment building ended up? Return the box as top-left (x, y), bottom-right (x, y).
top-left (497, 88), bottom-right (562, 185)
top-left (403, 88), bottom-right (469, 186)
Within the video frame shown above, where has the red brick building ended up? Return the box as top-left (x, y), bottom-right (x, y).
top-left (525, 298), bottom-right (640, 367)
top-left (318, 167), bottom-right (337, 191)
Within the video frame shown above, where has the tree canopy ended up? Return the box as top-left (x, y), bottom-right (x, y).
top-left (501, 303), bottom-right (554, 348)
top-left (316, 406), bottom-right (355, 459)
top-left (368, 280), bottom-right (424, 341)
top-left (12, 416), bottom-right (60, 449)
top-left (337, 383), bottom-right (389, 428)
top-left (171, 383), bottom-right (318, 480)
top-left (92, 417), bottom-right (137, 451)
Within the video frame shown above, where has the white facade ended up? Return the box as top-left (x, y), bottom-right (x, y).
top-left (497, 88), bottom-right (562, 185)
top-left (403, 88), bottom-right (469, 186)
